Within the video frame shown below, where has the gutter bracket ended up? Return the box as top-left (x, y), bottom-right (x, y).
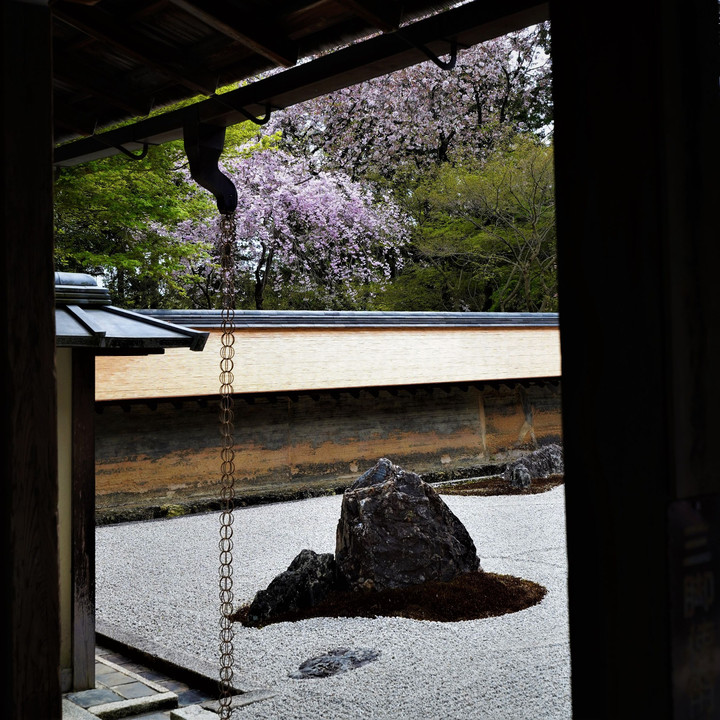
top-left (214, 95), bottom-right (273, 126)
top-left (398, 34), bottom-right (458, 70)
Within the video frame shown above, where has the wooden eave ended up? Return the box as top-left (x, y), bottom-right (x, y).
top-left (52, 0), bottom-right (549, 166)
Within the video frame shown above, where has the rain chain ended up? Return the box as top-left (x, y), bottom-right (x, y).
top-left (218, 212), bottom-right (237, 719)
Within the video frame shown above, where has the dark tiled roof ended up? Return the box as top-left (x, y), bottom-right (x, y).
top-left (137, 309), bottom-right (559, 329)
top-left (55, 273), bottom-right (208, 352)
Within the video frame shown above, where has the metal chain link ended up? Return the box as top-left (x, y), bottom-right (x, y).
top-left (218, 212), bottom-right (237, 720)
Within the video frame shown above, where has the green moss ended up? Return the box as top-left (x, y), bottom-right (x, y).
top-left (160, 504), bottom-right (187, 518)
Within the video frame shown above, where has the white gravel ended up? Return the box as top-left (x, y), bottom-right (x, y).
top-left (96, 487), bottom-right (570, 719)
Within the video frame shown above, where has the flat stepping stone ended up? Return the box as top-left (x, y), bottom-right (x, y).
top-left (65, 688), bottom-right (124, 708)
top-left (65, 654), bottom-right (179, 718)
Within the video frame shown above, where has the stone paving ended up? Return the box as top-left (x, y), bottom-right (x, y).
top-left (63, 644), bottom-right (278, 719)
top-left (62, 644), bottom-right (217, 719)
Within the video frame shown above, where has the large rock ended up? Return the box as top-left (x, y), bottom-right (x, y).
top-left (335, 458), bottom-right (481, 591)
top-left (504, 443), bottom-right (564, 488)
top-left (247, 549), bottom-right (339, 625)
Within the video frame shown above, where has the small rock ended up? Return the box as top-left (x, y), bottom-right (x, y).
top-left (507, 463), bottom-right (532, 489)
top-left (289, 648), bottom-right (381, 679)
top-left (504, 443), bottom-right (564, 489)
top-left (335, 458), bottom-right (481, 591)
top-left (247, 549), bottom-right (339, 625)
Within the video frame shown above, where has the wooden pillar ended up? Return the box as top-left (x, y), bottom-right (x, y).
top-left (72, 350), bottom-right (96, 690)
top-left (551, 0), bottom-right (720, 717)
top-left (1, 1), bottom-right (60, 718)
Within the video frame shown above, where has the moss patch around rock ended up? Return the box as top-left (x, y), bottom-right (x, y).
top-left (232, 571), bottom-right (547, 628)
top-left (436, 474), bottom-right (564, 496)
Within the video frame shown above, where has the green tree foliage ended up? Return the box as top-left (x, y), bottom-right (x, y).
top-left (371, 137), bottom-right (556, 312)
top-left (53, 121), bottom-right (266, 307)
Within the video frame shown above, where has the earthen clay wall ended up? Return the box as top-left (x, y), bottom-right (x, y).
top-left (95, 380), bottom-right (562, 517)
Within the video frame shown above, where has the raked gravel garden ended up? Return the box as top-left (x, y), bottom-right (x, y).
top-left (96, 485), bottom-right (570, 719)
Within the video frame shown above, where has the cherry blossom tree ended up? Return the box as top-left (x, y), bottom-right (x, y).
top-left (257, 22), bottom-right (556, 312)
top-left (171, 148), bottom-right (410, 309)
top-left (270, 23), bottom-right (551, 182)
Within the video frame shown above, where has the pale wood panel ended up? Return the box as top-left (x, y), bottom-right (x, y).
top-left (95, 326), bottom-right (561, 400)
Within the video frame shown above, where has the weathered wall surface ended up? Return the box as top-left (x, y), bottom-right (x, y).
top-left (95, 380), bottom-right (562, 516)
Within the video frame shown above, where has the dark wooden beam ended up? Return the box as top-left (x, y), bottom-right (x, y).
top-left (54, 67), bottom-right (151, 117)
top-left (52, 3), bottom-right (217, 96)
top-left (168, 0), bottom-right (299, 67)
top-left (2, 1), bottom-right (61, 717)
top-left (72, 350), bottom-right (96, 691)
top-left (53, 111), bottom-right (95, 138)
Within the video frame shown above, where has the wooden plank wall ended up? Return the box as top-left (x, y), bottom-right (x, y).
top-left (95, 325), bottom-right (561, 400)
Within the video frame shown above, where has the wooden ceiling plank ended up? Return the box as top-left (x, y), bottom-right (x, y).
top-left (168, 0), bottom-right (298, 67)
top-left (54, 0), bottom-right (548, 165)
top-left (52, 3), bottom-right (217, 96)
top-left (334, 0), bottom-right (402, 32)
top-left (53, 107), bottom-right (98, 137)
top-left (284, 0), bottom-right (347, 36)
top-left (53, 69), bottom-right (150, 117)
